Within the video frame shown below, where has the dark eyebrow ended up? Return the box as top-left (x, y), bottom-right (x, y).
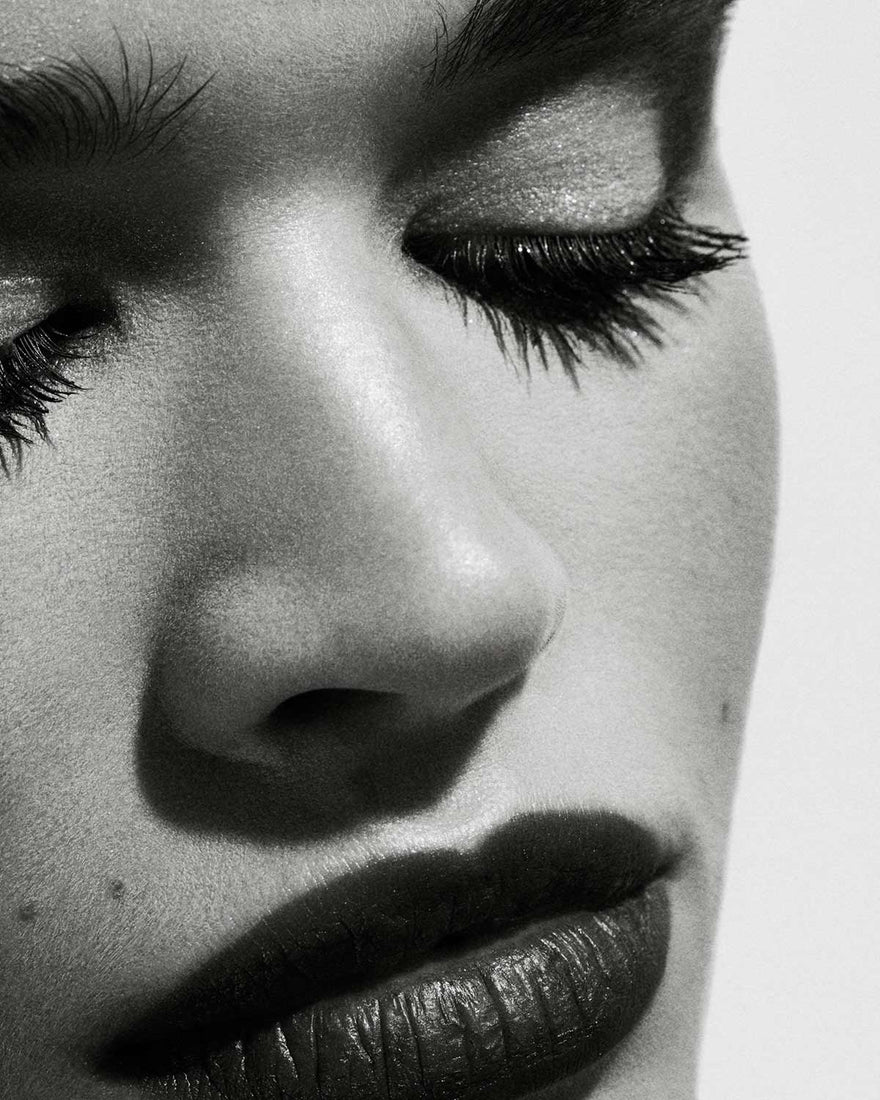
top-left (0, 37), bottom-right (213, 171)
top-left (427, 0), bottom-right (736, 88)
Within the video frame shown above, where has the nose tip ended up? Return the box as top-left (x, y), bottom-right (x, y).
top-left (401, 524), bottom-right (566, 706)
top-left (302, 502), bottom-right (566, 708)
top-left (152, 503), bottom-right (567, 768)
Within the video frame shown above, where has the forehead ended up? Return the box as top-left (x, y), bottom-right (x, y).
top-left (0, 0), bottom-right (725, 85)
top-left (0, 2), bottom-right (434, 101)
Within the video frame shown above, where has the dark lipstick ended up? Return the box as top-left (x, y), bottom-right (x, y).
top-left (99, 812), bottom-right (672, 1100)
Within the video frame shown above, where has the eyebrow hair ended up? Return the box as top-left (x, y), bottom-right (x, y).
top-left (0, 6), bottom-right (729, 175)
top-left (0, 38), bottom-right (212, 171)
top-left (427, 0), bottom-right (736, 88)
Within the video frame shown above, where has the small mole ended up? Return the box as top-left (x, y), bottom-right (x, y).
top-left (108, 879), bottom-right (126, 901)
top-left (17, 902), bottom-right (38, 923)
top-left (721, 700), bottom-right (731, 725)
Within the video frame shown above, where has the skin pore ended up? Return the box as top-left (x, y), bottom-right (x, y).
top-left (0, 2), bottom-right (777, 1098)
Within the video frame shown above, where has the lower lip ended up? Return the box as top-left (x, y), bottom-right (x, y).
top-left (139, 882), bottom-right (669, 1100)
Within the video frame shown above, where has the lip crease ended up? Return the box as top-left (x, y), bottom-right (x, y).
top-left (98, 812), bottom-right (673, 1100)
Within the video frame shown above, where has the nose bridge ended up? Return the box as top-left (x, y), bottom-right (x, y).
top-left (157, 202), bottom-right (568, 754)
top-left (213, 201), bottom-right (541, 577)
top-left (267, 233), bottom-right (560, 685)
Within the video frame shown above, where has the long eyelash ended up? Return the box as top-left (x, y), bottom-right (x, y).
top-left (403, 203), bottom-right (747, 381)
top-left (0, 318), bottom-right (90, 475)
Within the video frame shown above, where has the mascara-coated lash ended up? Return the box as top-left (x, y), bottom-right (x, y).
top-left (0, 305), bottom-right (98, 474)
top-left (402, 203), bottom-right (747, 379)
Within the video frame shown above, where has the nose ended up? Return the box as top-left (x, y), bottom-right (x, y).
top-left (152, 211), bottom-right (568, 774)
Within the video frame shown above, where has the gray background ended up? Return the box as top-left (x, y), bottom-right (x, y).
top-left (701, 1), bottom-right (880, 1096)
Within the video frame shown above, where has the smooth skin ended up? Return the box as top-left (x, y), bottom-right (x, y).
top-left (0, 2), bottom-right (776, 1097)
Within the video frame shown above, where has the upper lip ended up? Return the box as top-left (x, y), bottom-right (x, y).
top-left (99, 810), bottom-right (673, 1089)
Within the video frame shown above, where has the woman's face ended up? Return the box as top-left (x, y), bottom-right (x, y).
top-left (0, 1), bottom-right (776, 1098)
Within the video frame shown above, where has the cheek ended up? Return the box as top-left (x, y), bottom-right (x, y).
top-left (440, 251), bottom-right (776, 835)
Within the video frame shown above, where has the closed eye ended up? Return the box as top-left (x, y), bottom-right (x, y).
top-left (402, 203), bottom-right (747, 380)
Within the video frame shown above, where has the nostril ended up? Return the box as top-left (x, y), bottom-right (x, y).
top-left (268, 688), bottom-right (391, 728)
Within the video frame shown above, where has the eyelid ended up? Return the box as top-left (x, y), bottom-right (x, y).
top-left (402, 81), bottom-right (665, 237)
top-left (0, 276), bottom-right (60, 339)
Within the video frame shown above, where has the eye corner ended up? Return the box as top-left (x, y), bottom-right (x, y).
top-left (46, 300), bottom-right (119, 339)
